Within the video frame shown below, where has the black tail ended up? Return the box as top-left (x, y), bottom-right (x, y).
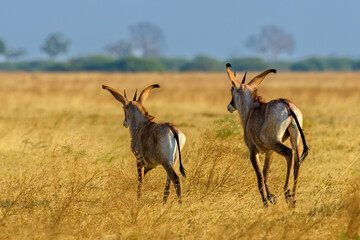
top-left (282, 100), bottom-right (309, 162)
top-left (170, 127), bottom-right (186, 178)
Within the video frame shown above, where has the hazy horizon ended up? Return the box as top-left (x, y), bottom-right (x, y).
top-left (0, 0), bottom-right (359, 60)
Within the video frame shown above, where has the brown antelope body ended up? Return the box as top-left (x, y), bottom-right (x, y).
top-left (225, 63), bottom-right (309, 206)
top-left (102, 84), bottom-right (186, 204)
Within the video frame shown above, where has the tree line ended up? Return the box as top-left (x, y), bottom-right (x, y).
top-left (1, 55), bottom-right (360, 72)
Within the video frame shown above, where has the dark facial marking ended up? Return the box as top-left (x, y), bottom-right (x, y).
top-left (229, 86), bottom-right (235, 107)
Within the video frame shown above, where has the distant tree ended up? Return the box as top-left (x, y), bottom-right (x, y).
top-left (0, 38), bottom-right (7, 56)
top-left (246, 25), bottom-right (295, 62)
top-left (106, 40), bottom-right (134, 58)
top-left (69, 55), bottom-right (114, 71)
top-left (105, 57), bottom-right (165, 72)
top-left (290, 58), bottom-right (327, 71)
top-left (158, 57), bottom-right (189, 71)
top-left (129, 22), bottom-right (165, 57)
top-left (290, 57), bottom-right (355, 71)
top-left (353, 60), bottom-right (360, 70)
top-left (6, 48), bottom-right (27, 61)
top-left (180, 55), bottom-right (223, 72)
top-left (41, 33), bottom-right (70, 59)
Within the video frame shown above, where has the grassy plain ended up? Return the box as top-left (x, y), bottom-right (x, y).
top-left (0, 71), bottom-right (359, 239)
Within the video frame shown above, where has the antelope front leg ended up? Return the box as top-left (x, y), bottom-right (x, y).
top-left (137, 164), bottom-right (144, 199)
top-left (250, 149), bottom-right (268, 206)
top-left (263, 151), bottom-right (277, 204)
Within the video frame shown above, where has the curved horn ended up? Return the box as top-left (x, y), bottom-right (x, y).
top-left (248, 69), bottom-right (277, 88)
top-left (138, 84), bottom-right (160, 105)
top-left (124, 89), bottom-right (128, 100)
top-left (241, 72), bottom-right (247, 84)
top-left (225, 63), bottom-right (240, 87)
top-left (102, 85), bottom-right (129, 105)
top-left (133, 89), bottom-right (138, 101)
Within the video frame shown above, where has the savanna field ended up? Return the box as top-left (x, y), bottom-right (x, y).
top-left (0, 71), bottom-right (359, 239)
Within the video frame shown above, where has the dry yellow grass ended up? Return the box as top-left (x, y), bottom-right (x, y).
top-left (0, 71), bottom-right (359, 239)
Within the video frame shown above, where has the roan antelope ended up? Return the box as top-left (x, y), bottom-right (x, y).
top-left (225, 63), bottom-right (309, 206)
top-left (102, 84), bottom-right (186, 204)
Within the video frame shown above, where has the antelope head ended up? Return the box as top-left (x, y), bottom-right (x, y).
top-left (225, 63), bottom-right (276, 113)
top-left (102, 84), bottom-right (160, 128)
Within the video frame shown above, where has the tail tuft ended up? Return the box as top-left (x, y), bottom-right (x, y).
top-left (300, 139), bottom-right (309, 163)
top-left (180, 165), bottom-right (186, 178)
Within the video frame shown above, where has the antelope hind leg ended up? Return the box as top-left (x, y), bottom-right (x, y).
top-left (162, 163), bottom-right (182, 204)
top-left (163, 176), bottom-right (171, 204)
top-left (290, 140), bottom-right (301, 206)
top-left (266, 141), bottom-right (293, 203)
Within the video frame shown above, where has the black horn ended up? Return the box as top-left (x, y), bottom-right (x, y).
top-left (124, 89), bottom-right (128, 100)
top-left (133, 89), bottom-right (138, 101)
top-left (242, 72), bottom-right (247, 84)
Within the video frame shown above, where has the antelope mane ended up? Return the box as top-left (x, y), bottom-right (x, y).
top-left (133, 102), bottom-right (156, 122)
top-left (251, 88), bottom-right (266, 104)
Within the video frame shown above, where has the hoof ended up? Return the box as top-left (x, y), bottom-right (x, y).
top-left (263, 198), bottom-right (268, 207)
top-left (268, 194), bottom-right (277, 205)
top-left (285, 196), bottom-right (296, 207)
top-left (286, 200), bottom-right (296, 208)
top-left (285, 190), bottom-right (294, 205)
top-left (284, 189), bottom-right (291, 198)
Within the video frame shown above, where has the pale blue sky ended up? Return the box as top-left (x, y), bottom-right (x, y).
top-left (0, 0), bottom-right (359, 60)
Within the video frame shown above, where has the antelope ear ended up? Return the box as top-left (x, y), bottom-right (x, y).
top-left (226, 63), bottom-right (240, 88)
top-left (138, 84), bottom-right (160, 105)
top-left (248, 69), bottom-right (276, 88)
top-left (102, 85), bottom-right (129, 105)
